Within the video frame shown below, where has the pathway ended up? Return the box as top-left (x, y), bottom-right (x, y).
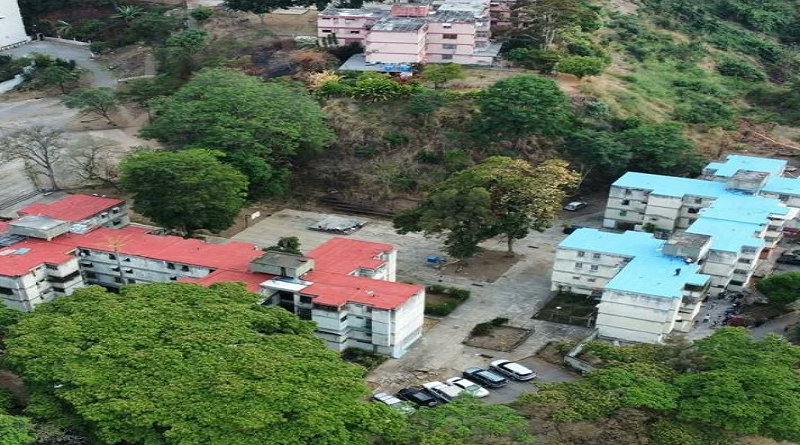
top-left (1, 41), bottom-right (116, 88)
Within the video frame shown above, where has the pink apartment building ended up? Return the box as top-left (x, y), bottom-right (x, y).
top-left (318, 0), bottom-right (502, 66)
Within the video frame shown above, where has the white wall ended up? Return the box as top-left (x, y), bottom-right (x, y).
top-left (0, 1), bottom-right (29, 49)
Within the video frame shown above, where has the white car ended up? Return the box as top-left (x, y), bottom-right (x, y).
top-left (422, 381), bottom-right (463, 402)
top-left (490, 359), bottom-right (537, 381)
top-left (372, 392), bottom-right (416, 414)
top-left (445, 377), bottom-right (490, 398)
top-left (563, 201), bottom-right (588, 211)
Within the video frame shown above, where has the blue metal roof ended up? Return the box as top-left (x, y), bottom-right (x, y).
top-left (763, 176), bottom-right (800, 196)
top-left (699, 194), bottom-right (790, 224)
top-left (612, 172), bottom-right (730, 198)
top-left (705, 155), bottom-right (786, 177)
top-left (686, 218), bottom-right (763, 253)
top-left (559, 229), bottom-right (709, 298)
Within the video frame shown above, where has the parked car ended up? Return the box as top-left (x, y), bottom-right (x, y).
top-left (445, 377), bottom-right (490, 398)
top-left (490, 359), bottom-right (537, 381)
top-left (396, 388), bottom-right (440, 407)
top-left (422, 381), bottom-right (462, 402)
top-left (463, 367), bottom-right (508, 388)
top-left (563, 201), bottom-right (588, 211)
top-left (562, 224), bottom-right (585, 235)
top-left (777, 253), bottom-right (800, 265)
top-left (373, 392), bottom-right (416, 414)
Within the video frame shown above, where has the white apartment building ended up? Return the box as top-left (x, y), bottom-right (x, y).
top-left (0, 0), bottom-right (29, 50)
top-left (0, 194), bottom-right (425, 358)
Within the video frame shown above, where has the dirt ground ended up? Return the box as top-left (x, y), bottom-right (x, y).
top-left (441, 250), bottom-right (521, 283)
top-left (204, 8), bottom-right (318, 38)
top-left (463, 325), bottom-right (533, 352)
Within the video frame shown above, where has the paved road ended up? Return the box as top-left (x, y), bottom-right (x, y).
top-left (1, 41), bottom-right (116, 88)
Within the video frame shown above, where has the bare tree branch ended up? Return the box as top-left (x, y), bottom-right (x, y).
top-left (0, 126), bottom-right (67, 191)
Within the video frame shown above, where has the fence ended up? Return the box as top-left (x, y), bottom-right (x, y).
top-left (563, 329), bottom-right (599, 375)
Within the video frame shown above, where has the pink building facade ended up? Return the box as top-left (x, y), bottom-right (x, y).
top-left (318, 0), bottom-right (502, 66)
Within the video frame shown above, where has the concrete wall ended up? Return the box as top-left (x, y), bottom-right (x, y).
top-left (365, 28), bottom-right (426, 63)
top-left (0, 1), bottom-right (29, 50)
top-left (596, 290), bottom-right (682, 343)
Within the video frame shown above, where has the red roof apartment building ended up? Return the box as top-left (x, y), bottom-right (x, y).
top-left (0, 195), bottom-right (424, 358)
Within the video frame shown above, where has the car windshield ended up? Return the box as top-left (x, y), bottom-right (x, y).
top-left (479, 370), bottom-right (504, 382)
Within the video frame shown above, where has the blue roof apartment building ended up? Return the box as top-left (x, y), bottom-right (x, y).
top-left (552, 155), bottom-right (800, 343)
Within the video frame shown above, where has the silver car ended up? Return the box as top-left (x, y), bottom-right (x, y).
top-left (490, 359), bottom-right (537, 381)
top-left (445, 377), bottom-right (490, 398)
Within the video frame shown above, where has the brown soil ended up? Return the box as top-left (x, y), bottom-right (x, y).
top-left (423, 316), bottom-right (440, 333)
top-left (97, 45), bottom-right (154, 79)
top-left (463, 325), bottom-right (532, 352)
top-left (425, 292), bottom-right (457, 305)
top-left (537, 342), bottom-right (569, 366)
top-left (441, 250), bottom-right (521, 283)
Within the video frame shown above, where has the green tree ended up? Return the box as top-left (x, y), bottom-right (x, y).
top-left (117, 76), bottom-right (182, 108)
top-left (157, 29), bottom-right (208, 80)
top-left (756, 272), bottom-right (800, 307)
top-left (388, 397), bottom-right (534, 444)
top-left (405, 90), bottom-right (446, 123)
top-left (125, 13), bottom-right (179, 45)
top-left (3, 283), bottom-right (403, 445)
top-left (120, 149), bottom-right (248, 235)
top-left (0, 415), bottom-right (34, 445)
top-left (512, 0), bottom-right (591, 48)
top-left (474, 75), bottom-right (573, 150)
top-left (395, 157), bottom-right (577, 256)
top-left (190, 7), bottom-right (214, 22)
top-left (63, 88), bottom-right (119, 125)
top-left (674, 328), bottom-right (800, 442)
top-left (111, 5), bottom-right (143, 24)
top-left (559, 129), bottom-right (632, 183)
top-left (555, 56), bottom-right (608, 79)
top-left (616, 123), bottom-right (703, 176)
top-left (39, 66), bottom-right (79, 94)
top-left (422, 63), bottom-right (466, 89)
top-left (140, 68), bottom-right (334, 197)
top-left (0, 306), bottom-right (21, 337)
top-left (266, 236), bottom-right (302, 254)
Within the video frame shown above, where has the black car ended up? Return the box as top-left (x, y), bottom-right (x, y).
top-left (396, 388), bottom-right (440, 407)
top-left (562, 224), bottom-right (586, 235)
top-left (463, 367), bottom-right (508, 388)
top-left (777, 254), bottom-right (800, 265)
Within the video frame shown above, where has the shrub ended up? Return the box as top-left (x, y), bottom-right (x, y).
top-left (491, 317), bottom-right (509, 326)
top-left (448, 288), bottom-right (470, 301)
top-left (556, 56), bottom-right (608, 79)
top-left (352, 73), bottom-right (408, 102)
top-left (471, 322), bottom-right (493, 336)
top-left (426, 284), bottom-right (447, 294)
top-left (190, 7), bottom-right (214, 22)
top-left (316, 80), bottom-right (353, 98)
top-left (506, 48), bottom-right (564, 74)
top-left (341, 348), bottom-right (389, 371)
top-left (716, 58), bottom-right (767, 82)
top-left (673, 96), bottom-right (735, 127)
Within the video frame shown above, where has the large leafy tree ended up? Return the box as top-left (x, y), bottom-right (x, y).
top-left (3, 283), bottom-right (402, 445)
top-left (616, 124), bottom-right (703, 176)
top-left (119, 149), bottom-right (248, 234)
top-left (559, 129), bottom-right (632, 184)
top-left (395, 156), bottom-right (578, 257)
top-left (140, 68), bottom-right (334, 197)
top-left (474, 75), bottom-right (573, 150)
top-left (755, 272), bottom-right (800, 307)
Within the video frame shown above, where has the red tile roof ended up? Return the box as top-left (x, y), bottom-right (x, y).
top-left (302, 270), bottom-right (422, 310)
top-left (19, 195), bottom-right (124, 222)
top-left (0, 238), bottom-right (76, 276)
top-left (307, 237), bottom-right (393, 275)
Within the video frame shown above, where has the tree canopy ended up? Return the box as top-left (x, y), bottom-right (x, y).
top-left (616, 123), bottom-right (702, 176)
top-left (474, 75), bottom-right (573, 149)
top-left (394, 156), bottom-right (578, 257)
top-left (422, 63), bottom-right (466, 89)
top-left (140, 68), bottom-right (334, 197)
top-left (120, 149), bottom-right (248, 234)
top-left (755, 272), bottom-right (800, 307)
top-left (3, 283), bottom-right (402, 445)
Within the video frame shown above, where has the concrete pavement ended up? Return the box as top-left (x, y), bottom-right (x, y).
top-left (1, 41), bottom-right (116, 88)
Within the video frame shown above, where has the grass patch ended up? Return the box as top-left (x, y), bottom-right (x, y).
top-left (341, 348), bottom-right (389, 371)
top-left (424, 284), bottom-right (470, 316)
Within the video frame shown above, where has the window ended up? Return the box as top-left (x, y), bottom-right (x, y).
top-left (575, 262), bottom-right (583, 269)
top-left (322, 29), bottom-right (332, 33)
top-left (588, 278), bottom-right (597, 283)
top-left (577, 251), bottom-right (585, 257)
top-left (84, 272), bottom-right (97, 279)
top-left (80, 261), bottom-right (93, 268)
top-left (365, 318), bottom-right (373, 330)
top-left (572, 276), bottom-right (581, 280)
top-left (112, 207), bottom-right (120, 214)
top-left (590, 265), bottom-right (599, 272)
top-left (79, 249), bottom-right (90, 256)
top-left (694, 197), bottom-right (702, 204)
top-left (733, 269), bottom-right (748, 275)
top-left (765, 236), bottom-right (776, 242)
top-left (0, 287), bottom-right (13, 295)
top-left (48, 271), bottom-right (80, 283)
top-left (127, 279), bottom-right (136, 284)
top-left (124, 268), bottom-right (134, 274)
top-left (476, 31), bottom-right (489, 37)
top-left (349, 30), bottom-right (360, 34)
top-left (742, 246), bottom-right (757, 253)
top-left (619, 210), bottom-right (628, 216)
top-left (181, 265), bottom-right (190, 272)
top-left (123, 258), bottom-right (131, 262)
top-left (114, 277), bottom-right (123, 284)
top-left (621, 199), bottom-right (630, 206)
top-left (111, 266), bottom-right (120, 272)
top-left (441, 54), bottom-right (454, 60)
top-left (738, 258), bottom-right (752, 264)
top-left (297, 308), bottom-right (312, 320)
top-left (624, 189), bottom-right (632, 196)
top-left (768, 225), bottom-right (780, 231)
top-left (108, 254), bottom-right (116, 260)
top-left (730, 280), bottom-right (744, 286)
top-left (169, 276), bottom-right (178, 281)
top-left (45, 264), bottom-right (58, 270)
top-left (688, 208), bottom-right (699, 214)
top-left (442, 34), bottom-right (457, 39)
top-left (52, 286), bottom-right (65, 293)
top-left (592, 253), bottom-right (601, 259)
top-left (299, 295), bottom-right (313, 304)
top-left (779, 194), bottom-right (789, 200)
top-left (442, 43), bottom-right (457, 49)
top-left (442, 23), bottom-right (452, 28)
top-left (113, 220), bottom-right (122, 226)
top-left (166, 262), bottom-right (175, 270)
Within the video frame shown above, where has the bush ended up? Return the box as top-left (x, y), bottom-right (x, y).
top-left (491, 317), bottom-right (509, 326)
top-left (351, 73), bottom-right (415, 102)
top-left (341, 348), bottom-right (389, 371)
top-left (316, 80), bottom-right (353, 98)
top-left (426, 284), bottom-right (447, 294)
top-left (424, 285), bottom-right (471, 316)
top-left (555, 56), bottom-right (609, 79)
top-left (673, 96), bottom-right (735, 127)
top-left (190, 7), bottom-right (214, 22)
top-left (505, 48), bottom-right (564, 74)
top-left (471, 322), bottom-right (493, 337)
top-left (716, 58), bottom-right (767, 82)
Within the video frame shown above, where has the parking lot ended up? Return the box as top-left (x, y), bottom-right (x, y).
top-left (232, 207), bottom-right (600, 400)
